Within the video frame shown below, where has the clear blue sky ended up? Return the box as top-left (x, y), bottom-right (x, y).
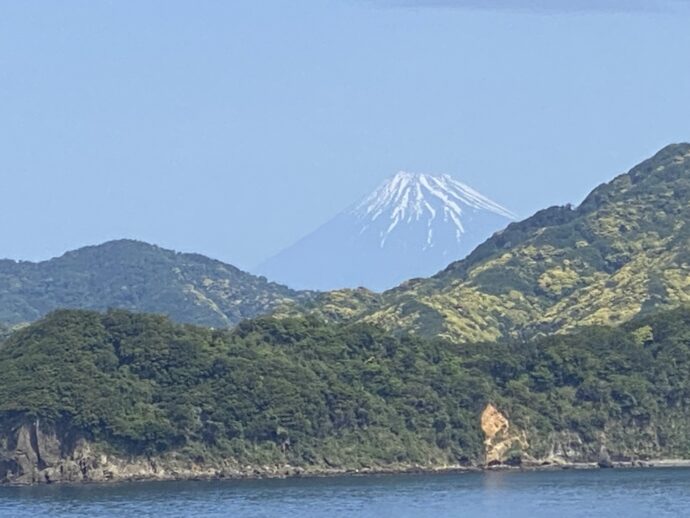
top-left (2, 0), bottom-right (689, 269)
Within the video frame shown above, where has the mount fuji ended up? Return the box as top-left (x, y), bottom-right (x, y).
top-left (257, 172), bottom-right (517, 291)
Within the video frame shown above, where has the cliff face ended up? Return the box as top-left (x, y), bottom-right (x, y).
top-left (480, 404), bottom-right (528, 466)
top-left (0, 422), bottom-right (158, 485)
top-left (0, 422), bottom-right (315, 485)
top-left (1, 422), bottom-right (89, 484)
top-left (1, 410), bottom-right (687, 485)
top-left (477, 404), bottom-right (690, 470)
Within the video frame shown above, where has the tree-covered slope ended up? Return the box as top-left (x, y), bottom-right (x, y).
top-left (314, 143), bottom-right (690, 343)
top-left (0, 240), bottom-right (314, 328)
top-left (2, 307), bottom-right (690, 483)
top-left (0, 309), bottom-right (488, 478)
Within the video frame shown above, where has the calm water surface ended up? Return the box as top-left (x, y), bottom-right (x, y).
top-left (1, 468), bottom-right (689, 517)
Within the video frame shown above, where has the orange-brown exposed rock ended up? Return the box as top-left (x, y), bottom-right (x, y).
top-left (480, 404), bottom-right (528, 465)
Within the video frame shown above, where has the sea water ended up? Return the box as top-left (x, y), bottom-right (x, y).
top-left (1, 468), bottom-right (689, 517)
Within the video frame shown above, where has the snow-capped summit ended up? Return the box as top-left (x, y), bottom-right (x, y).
top-left (256, 172), bottom-right (516, 291)
top-left (353, 171), bottom-right (516, 248)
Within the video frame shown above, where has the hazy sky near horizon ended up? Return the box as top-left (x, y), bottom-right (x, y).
top-left (2, 1), bottom-right (690, 269)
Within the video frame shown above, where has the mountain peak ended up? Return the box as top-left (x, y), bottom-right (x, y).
top-left (257, 171), bottom-right (515, 291)
top-left (352, 171), bottom-right (516, 249)
top-left (331, 143), bottom-right (690, 342)
top-left (356, 170), bottom-right (516, 220)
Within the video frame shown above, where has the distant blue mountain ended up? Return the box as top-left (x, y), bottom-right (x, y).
top-left (257, 171), bottom-right (516, 291)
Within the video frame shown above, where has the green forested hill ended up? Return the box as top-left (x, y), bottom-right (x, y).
top-left (308, 143), bottom-right (690, 343)
top-left (0, 240), bottom-right (314, 328)
top-left (0, 310), bottom-right (487, 470)
top-left (4, 145), bottom-right (690, 344)
top-left (2, 307), bottom-right (690, 484)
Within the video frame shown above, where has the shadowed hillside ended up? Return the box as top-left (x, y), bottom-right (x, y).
top-left (0, 240), bottom-right (315, 327)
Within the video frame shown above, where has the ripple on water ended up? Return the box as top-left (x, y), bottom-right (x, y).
top-left (1, 468), bottom-right (690, 518)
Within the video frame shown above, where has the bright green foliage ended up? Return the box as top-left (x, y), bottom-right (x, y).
top-left (3, 307), bottom-right (690, 466)
top-left (310, 143), bottom-right (690, 343)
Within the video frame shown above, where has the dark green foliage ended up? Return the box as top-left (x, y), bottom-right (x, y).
top-left (460, 308), bottom-right (690, 458)
top-left (0, 240), bottom-right (315, 327)
top-left (0, 310), bottom-right (491, 464)
top-left (3, 306), bottom-right (690, 467)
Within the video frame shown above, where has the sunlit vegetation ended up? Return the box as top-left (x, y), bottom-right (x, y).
top-left (305, 144), bottom-right (690, 344)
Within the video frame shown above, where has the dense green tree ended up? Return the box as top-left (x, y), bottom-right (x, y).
top-left (3, 306), bottom-right (690, 467)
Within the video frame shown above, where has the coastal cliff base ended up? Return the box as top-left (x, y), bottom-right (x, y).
top-left (3, 408), bottom-right (688, 486)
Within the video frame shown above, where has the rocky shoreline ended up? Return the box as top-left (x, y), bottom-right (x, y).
top-left (6, 461), bottom-right (690, 487)
top-left (5, 413), bottom-right (690, 486)
top-left (5, 446), bottom-right (690, 487)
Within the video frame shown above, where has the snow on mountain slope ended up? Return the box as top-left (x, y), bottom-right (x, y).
top-left (256, 172), bottom-right (516, 292)
top-left (354, 172), bottom-right (515, 248)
